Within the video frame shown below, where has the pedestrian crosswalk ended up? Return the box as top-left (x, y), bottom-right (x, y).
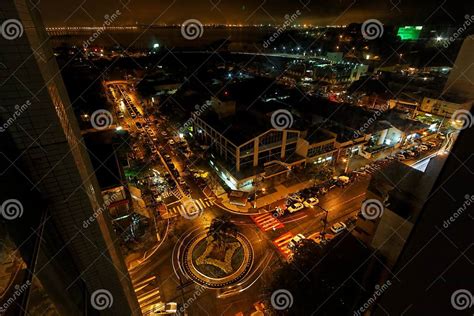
top-left (162, 187), bottom-right (187, 200)
top-left (132, 275), bottom-right (163, 314)
top-left (166, 198), bottom-right (214, 217)
top-left (272, 232), bottom-right (294, 259)
top-left (251, 213), bottom-right (284, 232)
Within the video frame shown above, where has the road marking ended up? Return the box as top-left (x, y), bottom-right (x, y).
top-left (272, 232), bottom-right (294, 259)
top-left (251, 213), bottom-right (284, 232)
top-left (166, 198), bottom-right (214, 218)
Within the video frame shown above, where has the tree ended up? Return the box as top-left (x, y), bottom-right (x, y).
top-left (207, 215), bottom-right (238, 248)
top-left (268, 233), bottom-right (383, 315)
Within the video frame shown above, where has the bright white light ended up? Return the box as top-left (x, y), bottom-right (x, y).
top-left (153, 43), bottom-right (160, 49)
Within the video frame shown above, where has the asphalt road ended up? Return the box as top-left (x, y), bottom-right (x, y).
top-left (110, 81), bottom-right (371, 315)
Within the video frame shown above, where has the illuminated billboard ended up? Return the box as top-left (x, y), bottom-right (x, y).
top-left (397, 26), bottom-right (423, 40)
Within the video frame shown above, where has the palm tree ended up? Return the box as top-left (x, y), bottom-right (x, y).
top-left (207, 215), bottom-right (238, 248)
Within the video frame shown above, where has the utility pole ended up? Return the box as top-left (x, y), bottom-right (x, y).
top-left (316, 204), bottom-right (330, 240)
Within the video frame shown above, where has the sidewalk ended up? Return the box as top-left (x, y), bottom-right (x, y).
top-left (213, 178), bottom-right (317, 215)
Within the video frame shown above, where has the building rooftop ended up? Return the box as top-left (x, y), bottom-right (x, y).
top-left (368, 157), bottom-right (445, 222)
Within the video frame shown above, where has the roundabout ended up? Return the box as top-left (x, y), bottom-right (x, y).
top-left (179, 231), bottom-right (254, 288)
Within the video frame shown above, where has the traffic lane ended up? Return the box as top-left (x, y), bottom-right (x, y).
top-left (317, 180), bottom-right (368, 210)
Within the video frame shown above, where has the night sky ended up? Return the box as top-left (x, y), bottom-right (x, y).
top-left (37, 0), bottom-right (469, 26)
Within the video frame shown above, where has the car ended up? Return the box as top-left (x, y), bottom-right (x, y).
top-left (334, 175), bottom-right (350, 187)
top-left (177, 177), bottom-right (186, 185)
top-left (287, 203), bottom-right (304, 213)
top-left (425, 141), bottom-right (436, 147)
top-left (396, 153), bottom-right (406, 160)
top-left (168, 139), bottom-right (175, 145)
top-left (161, 131), bottom-right (168, 136)
top-left (330, 222), bottom-right (347, 234)
top-left (288, 234), bottom-right (306, 250)
top-left (303, 197), bottom-right (319, 208)
top-left (288, 194), bottom-right (304, 203)
top-left (135, 122), bottom-right (142, 129)
top-left (405, 150), bottom-right (416, 157)
top-left (150, 302), bottom-right (178, 315)
top-left (419, 145), bottom-right (429, 151)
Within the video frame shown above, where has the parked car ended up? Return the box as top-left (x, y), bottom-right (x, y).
top-left (150, 302), bottom-right (178, 315)
top-left (288, 234), bottom-right (306, 250)
top-left (288, 194), bottom-right (304, 203)
top-left (419, 145), bottom-right (429, 151)
top-left (330, 222), bottom-right (347, 234)
top-left (303, 197), bottom-right (319, 208)
top-left (405, 150), bottom-right (416, 157)
top-left (287, 203), bottom-right (304, 213)
top-left (396, 153), bottom-right (406, 160)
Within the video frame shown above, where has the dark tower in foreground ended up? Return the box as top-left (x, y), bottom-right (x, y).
top-left (0, 0), bottom-right (140, 315)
